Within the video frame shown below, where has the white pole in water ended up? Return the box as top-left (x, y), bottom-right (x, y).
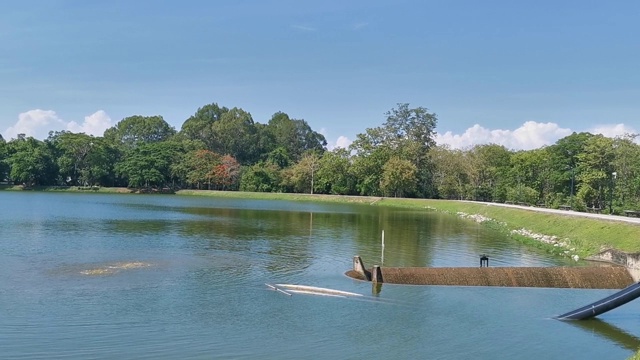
top-left (381, 230), bottom-right (385, 265)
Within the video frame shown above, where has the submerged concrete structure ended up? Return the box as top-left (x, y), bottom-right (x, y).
top-left (347, 256), bottom-right (634, 289)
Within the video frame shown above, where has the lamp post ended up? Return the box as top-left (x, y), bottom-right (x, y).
top-left (610, 172), bottom-right (617, 214)
top-left (567, 151), bottom-right (574, 207)
top-left (570, 166), bottom-right (575, 207)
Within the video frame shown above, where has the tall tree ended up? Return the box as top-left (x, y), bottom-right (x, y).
top-left (211, 108), bottom-right (259, 164)
top-left (264, 112), bottom-right (327, 162)
top-left (350, 104), bottom-right (438, 197)
top-left (383, 103), bottom-right (438, 151)
top-left (180, 103), bottom-right (229, 150)
top-left (104, 115), bottom-right (176, 148)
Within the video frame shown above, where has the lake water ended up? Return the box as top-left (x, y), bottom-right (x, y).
top-left (1, 192), bottom-right (639, 359)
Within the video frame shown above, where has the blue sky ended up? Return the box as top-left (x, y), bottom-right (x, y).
top-left (1, 0), bottom-right (638, 150)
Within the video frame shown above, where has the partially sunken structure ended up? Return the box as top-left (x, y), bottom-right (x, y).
top-left (346, 256), bottom-right (634, 289)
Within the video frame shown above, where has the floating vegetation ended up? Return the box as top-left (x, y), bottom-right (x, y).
top-left (80, 261), bottom-right (152, 276)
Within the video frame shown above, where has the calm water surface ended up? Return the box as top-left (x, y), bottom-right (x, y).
top-left (1, 192), bottom-right (639, 359)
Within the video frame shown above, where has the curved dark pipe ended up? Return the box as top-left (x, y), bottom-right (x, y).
top-left (556, 282), bottom-right (640, 320)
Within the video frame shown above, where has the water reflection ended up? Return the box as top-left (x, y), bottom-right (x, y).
top-left (2, 192), bottom-right (638, 359)
top-left (563, 319), bottom-right (640, 351)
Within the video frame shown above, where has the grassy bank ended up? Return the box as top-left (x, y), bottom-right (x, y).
top-left (379, 198), bottom-right (640, 258)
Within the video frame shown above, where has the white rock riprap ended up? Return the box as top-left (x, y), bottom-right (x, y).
top-left (454, 212), bottom-right (580, 261)
top-left (456, 212), bottom-right (492, 223)
top-left (511, 228), bottom-right (579, 261)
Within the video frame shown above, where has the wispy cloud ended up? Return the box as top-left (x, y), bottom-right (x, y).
top-left (291, 24), bottom-right (317, 32)
top-left (352, 22), bottom-right (368, 30)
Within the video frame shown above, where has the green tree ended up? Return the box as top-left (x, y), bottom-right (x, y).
top-left (429, 145), bottom-right (468, 200)
top-left (546, 132), bottom-right (594, 200)
top-left (285, 152), bottom-right (321, 194)
top-left (349, 104), bottom-right (438, 197)
top-left (239, 162), bottom-right (283, 192)
top-left (115, 141), bottom-right (182, 188)
top-left (466, 144), bottom-right (512, 201)
top-left (180, 103), bottom-right (229, 150)
top-left (265, 146), bottom-right (292, 169)
top-left (383, 103), bottom-right (438, 150)
top-left (5, 136), bottom-right (57, 187)
top-left (0, 135), bottom-right (8, 181)
top-left (315, 148), bottom-right (355, 195)
top-left (612, 134), bottom-right (640, 209)
top-left (380, 156), bottom-right (417, 197)
top-left (264, 112), bottom-right (326, 162)
top-left (48, 131), bottom-right (112, 186)
top-left (577, 135), bottom-right (616, 212)
top-left (104, 115), bottom-right (176, 148)
top-left (349, 127), bottom-right (393, 196)
top-left (211, 108), bottom-right (259, 164)
top-left (507, 148), bottom-right (556, 205)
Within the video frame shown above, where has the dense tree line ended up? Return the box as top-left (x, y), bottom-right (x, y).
top-left (1, 102), bottom-right (639, 213)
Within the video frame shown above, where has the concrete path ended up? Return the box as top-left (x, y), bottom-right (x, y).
top-left (463, 201), bottom-right (640, 226)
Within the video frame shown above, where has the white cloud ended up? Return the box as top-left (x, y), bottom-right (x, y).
top-left (66, 110), bottom-right (113, 136)
top-left (436, 121), bottom-right (572, 150)
top-left (436, 121), bottom-right (640, 150)
top-left (326, 135), bottom-right (352, 151)
top-left (334, 136), bottom-right (352, 149)
top-left (3, 109), bottom-right (113, 140)
top-left (3, 109), bottom-right (66, 140)
top-left (589, 123), bottom-right (637, 139)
